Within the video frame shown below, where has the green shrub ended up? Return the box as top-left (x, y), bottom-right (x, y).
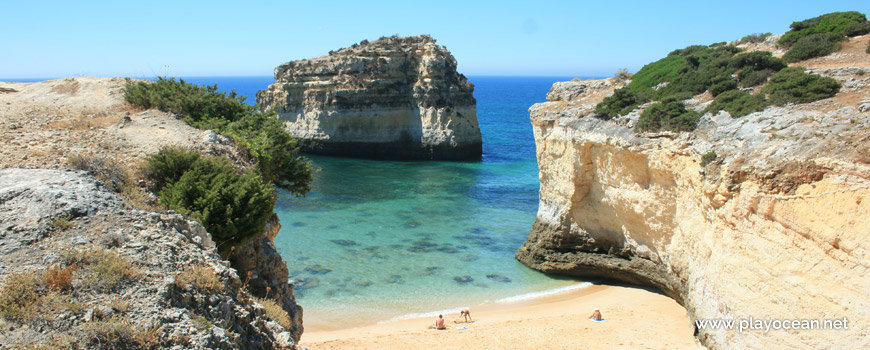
top-left (867, 41), bottom-right (870, 53)
top-left (594, 88), bottom-right (640, 119)
top-left (782, 32), bottom-right (845, 62)
top-left (740, 32), bottom-right (772, 44)
top-left (844, 21), bottom-right (870, 36)
top-left (151, 152), bottom-right (276, 252)
top-left (730, 51), bottom-right (787, 71)
top-left (779, 11), bottom-right (866, 47)
top-left (142, 146), bottom-right (201, 192)
top-left (124, 78), bottom-right (247, 129)
top-left (762, 67), bottom-right (841, 105)
top-left (705, 90), bottom-right (769, 117)
top-left (709, 79), bottom-right (737, 96)
top-left (635, 99), bottom-right (701, 132)
top-left (701, 151), bottom-right (717, 166)
top-left (223, 112), bottom-right (312, 195)
top-left (738, 68), bottom-right (775, 87)
top-left (125, 78), bottom-right (312, 195)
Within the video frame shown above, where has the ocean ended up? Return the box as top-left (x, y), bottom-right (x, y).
top-left (11, 75), bottom-right (594, 329)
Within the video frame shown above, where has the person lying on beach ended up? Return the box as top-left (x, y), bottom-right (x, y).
top-left (428, 314), bottom-right (447, 330)
top-left (454, 309), bottom-right (473, 323)
top-left (589, 308), bottom-right (603, 321)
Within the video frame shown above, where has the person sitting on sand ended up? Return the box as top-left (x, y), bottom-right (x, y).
top-left (428, 314), bottom-right (447, 330)
top-left (455, 309), bottom-right (472, 323)
top-left (589, 308), bottom-right (603, 321)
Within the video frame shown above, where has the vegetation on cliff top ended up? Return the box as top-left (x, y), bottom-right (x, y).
top-left (124, 78), bottom-right (314, 253)
top-left (778, 11), bottom-right (867, 47)
top-left (144, 147), bottom-right (276, 253)
top-left (780, 12), bottom-right (868, 63)
top-left (595, 11), bottom-right (855, 133)
top-left (124, 78), bottom-right (312, 195)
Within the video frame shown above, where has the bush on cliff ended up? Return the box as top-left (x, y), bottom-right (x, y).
top-left (705, 90), bottom-right (769, 117)
top-left (635, 99), bottom-right (701, 132)
top-left (782, 32), bottom-right (846, 63)
top-left (762, 67), bottom-right (841, 105)
top-left (596, 44), bottom-right (741, 120)
top-left (844, 21), bottom-right (870, 36)
top-left (124, 78), bottom-right (248, 129)
top-left (740, 32), bottom-right (772, 44)
top-left (145, 148), bottom-right (275, 252)
top-left (593, 88), bottom-right (639, 119)
top-left (730, 51), bottom-right (787, 86)
top-left (124, 78), bottom-right (313, 195)
top-left (223, 112), bottom-right (312, 196)
top-left (778, 11), bottom-right (867, 47)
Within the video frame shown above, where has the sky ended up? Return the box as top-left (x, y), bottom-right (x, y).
top-left (2, 1), bottom-right (868, 79)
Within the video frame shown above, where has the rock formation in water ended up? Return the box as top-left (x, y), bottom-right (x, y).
top-left (257, 35), bottom-right (482, 160)
top-left (517, 35), bottom-right (870, 349)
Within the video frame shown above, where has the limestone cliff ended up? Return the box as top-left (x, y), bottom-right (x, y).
top-left (257, 35), bottom-right (482, 160)
top-left (516, 36), bottom-right (870, 349)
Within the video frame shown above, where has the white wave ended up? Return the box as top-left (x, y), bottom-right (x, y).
top-left (377, 306), bottom-right (470, 324)
top-left (493, 282), bottom-right (593, 303)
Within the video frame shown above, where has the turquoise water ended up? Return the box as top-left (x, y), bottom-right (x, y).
top-left (5, 75), bottom-right (594, 329)
top-left (269, 76), bottom-right (592, 329)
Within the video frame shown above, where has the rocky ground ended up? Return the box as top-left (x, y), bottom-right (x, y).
top-left (0, 78), bottom-right (302, 349)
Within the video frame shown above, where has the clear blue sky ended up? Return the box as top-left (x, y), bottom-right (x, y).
top-left (2, 1), bottom-right (868, 79)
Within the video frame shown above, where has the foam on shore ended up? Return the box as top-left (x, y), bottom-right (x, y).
top-left (491, 282), bottom-right (594, 303)
top-left (378, 306), bottom-right (470, 324)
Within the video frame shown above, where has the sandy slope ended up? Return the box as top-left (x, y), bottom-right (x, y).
top-left (301, 284), bottom-right (702, 350)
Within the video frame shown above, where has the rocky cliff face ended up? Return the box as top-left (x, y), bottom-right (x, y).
top-left (517, 38), bottom-right (870, 349)
top-left (0, 169), bottom-right (298, 349)
top-left (0, 78), bottom-right (305, 348)
top-left (257, 35), bottom-right (482, 160)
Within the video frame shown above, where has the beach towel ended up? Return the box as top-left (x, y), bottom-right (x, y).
top-left (456, 326), bottom-right (468, 330)
top-left (589, 319), bottom-right (606, 322)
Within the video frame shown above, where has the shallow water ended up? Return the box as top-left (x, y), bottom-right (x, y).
top-left (270, 76), bottom-right (593, 329)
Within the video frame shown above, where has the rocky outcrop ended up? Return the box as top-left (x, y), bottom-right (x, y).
top-left (231, 214), bottom-right (303, 341)
top-left (257, 35), bottom-right (482, 160)
top-left (0, 169), bottom-right (298, 349)
top-left (517, 68), bottom-right (870, 347)
top-left (0, 78), bottom-right (305, 348)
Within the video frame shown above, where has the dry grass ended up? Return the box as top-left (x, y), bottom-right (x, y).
top-left (50, 79), bottom-right (81, 95)
top-left (175, 265), bottom-right (223, 294)
top-left (81, 316), bottom-right (160, 349)
top-left (49, 215), bottom-right (74, 233)
top-left (0, 271), bottom-right (43, 322)
top-left (47, 111), bottom-right (121, 131)
top-left (253, 297), bottom-right (293, 330)
top-left (64, 248), bottom-right (139, 289)
top-left (43, 265), bottom-right (75, 292)
top-left (67, 153), bottom-right (129, 192)
top-left (192, 315), bottom-right (214, 331)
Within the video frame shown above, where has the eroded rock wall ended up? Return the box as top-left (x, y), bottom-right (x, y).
top-left (517, 78), bottom-right (870, 349)
top-left (257, 35), bottom-right (481, 160)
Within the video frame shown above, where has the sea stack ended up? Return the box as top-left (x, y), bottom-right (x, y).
top-left (257, 35), bottom-right (482, 160)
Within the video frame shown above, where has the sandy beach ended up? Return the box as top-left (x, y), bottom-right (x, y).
top-left (300, 283), bottom-right (702, 350)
